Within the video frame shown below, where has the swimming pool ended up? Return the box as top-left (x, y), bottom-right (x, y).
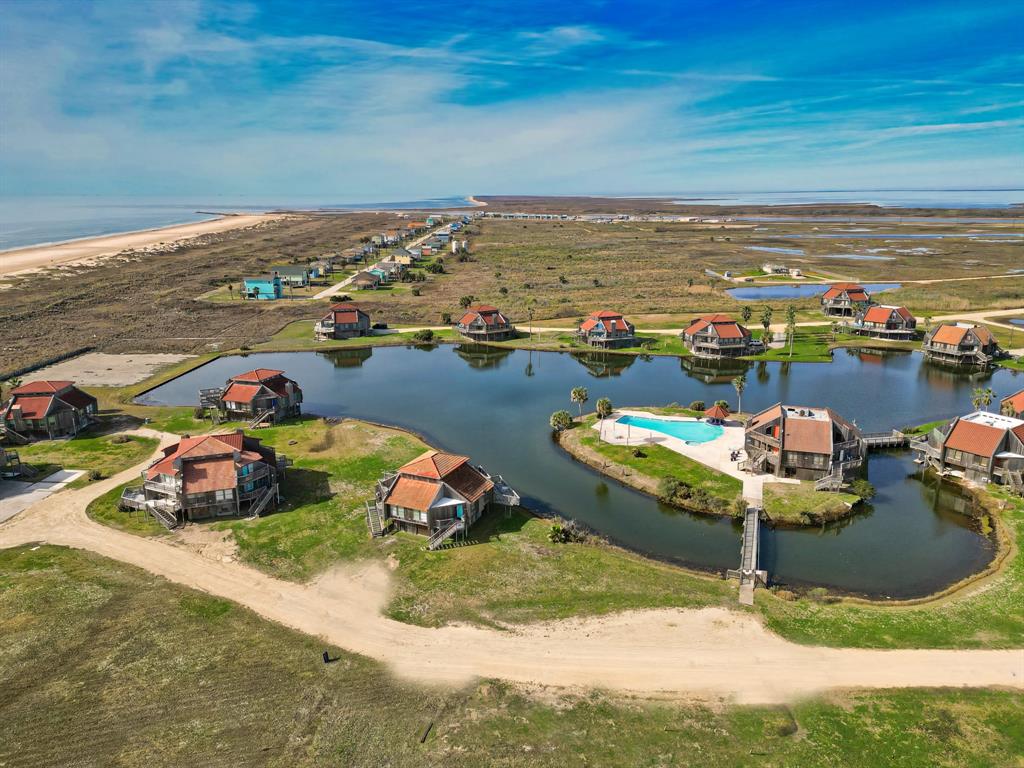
top-left (615, 414), bottom-right (724, 443)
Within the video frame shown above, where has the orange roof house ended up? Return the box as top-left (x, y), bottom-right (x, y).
top-left (202, 369), bottom-right (303, 424)
top-left (454, 305), bottom-right (515, 341)
top-left (315, 302), bottom-right (372, 341)
top-left (1002, 389), bottom-right (1024, 418)
top-left (577, 310), bottom-right (636, 348)
top-left (851, 305), bottom-right (917, 339)
top-left (2, 380), bottom-right (98, 440)
top-left (923, 323), bottom-right (999, 368)
top-left (681, 314), bottom-right (755, 358)
top-left (820, 283), bottom-right (873, 317)
top-left (379, 450), bottom-right (496, 540)
top-left (914, 410), bottom-right (1024, 486)
top-left (127, 430), bottom-right (283, 525)
top-left (744, 403), bottom-right (864, 481)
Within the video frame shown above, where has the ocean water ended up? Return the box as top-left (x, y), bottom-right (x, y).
top-left (671, 189), bottom-right (1024, 209)
top-left (0, 195), bottom-right (475, 250)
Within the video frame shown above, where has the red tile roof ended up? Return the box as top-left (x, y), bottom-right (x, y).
top-left (1002, 389), bottom-right (1024, 416)
top-left (145, 433), bottom-right (258, 485)
top-left (385, 476), bottom-right (440, 511)
top-left (221, 382), bottom-right (262, 404)
top-left (822, 283), bottom-right (869, 301)
top-left (5, 395), bottom-right (54, 420)
top-left (444, 463), bottom-right (494, 502)
top-left (862, 305), bottom-right (915, 324)
top-left (580, 310), bottom-right (632, 334)
top-left (683, 314), bottom-right (749, 339)
top-left (399, 450), bottom-right (469, 479)
top-left (929, 324), bottom-right (992, 346)
top-left (945, 419), bottom-right (1006, 457)
top-left (704, 404), bottom-right (730, 420)
top-left (231, 369), bottom-right (284, 383)
top-left (182, 457), bottom-right (238, 493)
top-left (783, 418), bottom-right (832, 455)
top-left (459, 306), bottom-right (509, 327)
top-left (10, 380), bottom-right (74, 395)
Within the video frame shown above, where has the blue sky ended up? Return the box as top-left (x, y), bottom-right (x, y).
top-left (1, 0), bottom-right (1022, 197)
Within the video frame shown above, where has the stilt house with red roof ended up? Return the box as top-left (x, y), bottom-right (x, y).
top-left (199, 369), bottom-right (302, 426)
top-left (455, 305), bottom-right (515, 341)
top-left (315, 303), bottom-right (371, 340)
top-left (121, 430), bottom-right (284, 527)
top-left (922, 323), bottom-right (1000, 367)
top-left (576, 310), bottom-right (636, 349)
top-left (1002, 389), bottom-right (1024, 418)
top-left (2, 380), bottom-right (98, 441)
top-left (744, 403), bottom-right (864, 482)
top-left (850, 305), bottom-right (917, 340)
top-left (681, 314), bottom-right (756, 358)
top-left (913, 410), bottom-right (1024, 490)
top-left (820, 283), bottom-right (873, 317)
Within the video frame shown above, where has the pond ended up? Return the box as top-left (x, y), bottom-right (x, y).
top-left (138, 345), bottom-right (1023, 597)
top-left (727, 282), bottom-right (901, 301)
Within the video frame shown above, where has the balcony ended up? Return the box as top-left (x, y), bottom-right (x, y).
top-left (144, 479), bottom-right (179, 495)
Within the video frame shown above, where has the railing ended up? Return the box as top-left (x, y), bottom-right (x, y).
top-left (427, 518), bottom-right (465, 551)
top-left (144, 479), bottom-right (179, 494)
top-left (247, 486), bottom-right (276, 518)
top-left (249, 409), bottom-right (274, 428)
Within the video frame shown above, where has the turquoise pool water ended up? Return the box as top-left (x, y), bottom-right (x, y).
top-left (616, 414), bottom-right (724, 443)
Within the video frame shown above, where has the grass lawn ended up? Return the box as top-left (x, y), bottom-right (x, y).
top-left (12, 433), bottom-right (158, 486)
top-left (87, 481), bottom-right (170, 537)
top-left (208, 418), bottom-right (427, 581)
top-left (2, 544), bottom-right (1022, 768)
top-left (252, 320), bottom-right (458, 352)
top-left (563, 414), bottom-right (742, 511)
top-left (762, 482), bottom-right (861, 525)
top-left (903, 418), bottom-right (949, 435)
top-left (745, 326), bottom-right (835, 363)
top-left (479, 330), bottom-right (693, 358)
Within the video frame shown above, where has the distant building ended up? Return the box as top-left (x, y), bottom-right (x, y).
top-left (316, 303), bottom-right (372, 341)
top-left (762, 263), bottom-right (789, 274)
top-left (270, 266), bottom-right (311, 287)
top-left (744, 403), bottom-right (864, 481)
top-left (914, 410), bottom-right (1024, 489)
top-left (200, 369), bottom-right (302, 425)
top-left (242, 276), bottom-right (283, 300)
top-left (455, 305), bottom-right (515, 341)
top-left (351, 271), bottom-right (381, 290)
top-left (121, 431), bottom-right (285, 527)
top-left (681, 314), bottom-right (757, 358)
top-left (576, 310), bottom-right (636, 349)
top-left (1002, 389), bottom-right (1024, 418)
top-left (2, 380), bottom-right (98, 441)
top-left (820, 283), bottom-right (872, 317)
top-left (850, 305), bottom-right (917, 339)
top-left (922, 323), bottom-right (999, 367)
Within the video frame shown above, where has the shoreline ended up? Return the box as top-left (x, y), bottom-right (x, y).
top-left (0, 213), bottom-right (284, 278)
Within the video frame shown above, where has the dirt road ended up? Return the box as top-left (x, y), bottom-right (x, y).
top-left (0, 214), bottom-right (279, 278)
top-left (1, 440), bottom-right (1021, 703)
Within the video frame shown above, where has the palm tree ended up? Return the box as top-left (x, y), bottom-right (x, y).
top-left (785, 305), bottom-right (797, 357)
top-left (549, 410), bottom-right (573, 432)
top-left (732, 374), bottom-right (746, 415)
top-left (570, 386), bottom-right (589, 419)
top-left (760, 306), bottom-right (773, 336)
top-left (596, 397), bottom-right (613, 438)
top-left (971, 387), bottom-right (995, 412)
top-left (227, 283), bottom-right (234, 300)
top-left (741, 305), bottom-right (752, 324)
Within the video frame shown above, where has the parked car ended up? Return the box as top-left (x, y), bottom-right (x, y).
top-left (372, 322), bottom-right (388, 330)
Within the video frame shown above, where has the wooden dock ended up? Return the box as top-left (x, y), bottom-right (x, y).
top-left (729, 481), bottom-right (768, 605)
top-left (861, 430), bottom-right (909, 450)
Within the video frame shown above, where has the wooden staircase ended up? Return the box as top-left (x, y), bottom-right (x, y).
top-left (427, 518), bottom-right (464, 551)
top-left (0, 425), bottom-right (30, 445)
top-left (246, 485), bottom-right (276, 518)
top-left (249, 409), bottom-right (275, 429)
top-left (149, 503), bottom-right (181, 530)
top-left (365, 500), bottom-right (387, 538)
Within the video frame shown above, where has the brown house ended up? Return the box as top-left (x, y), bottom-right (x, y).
top-left (200, 369), bottom-right (302, 425)
top-left (315, 303), bottom-right (372, 341)
top-left (850, 305), bottom-right (917, 339)
top-left (351, 271), bottom-right (381, 290)
top-left (455, 305), bottom-right (515, 341)
top-left (821, 283), bottom-right (872, 317)
top-left (744, 403), bottom-right (864, 481)
top-left (681, 314), bottom-right (755, 358)
top-left (576, 310), bottom-right (636, 348)
top-left (922, 323), bottom-right (999, 367)
top-left (2, 380), bottom-right (98, 441)
top-left (121, 431), bottom-right (284, 527)
top-left (914, 411), bottom-right (1024, 489)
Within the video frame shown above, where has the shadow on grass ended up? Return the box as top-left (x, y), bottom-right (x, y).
top-left (272, 467), bottom-right (334, 516)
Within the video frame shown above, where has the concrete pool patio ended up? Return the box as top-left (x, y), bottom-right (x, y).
top-left (594, 409), bottom-right (798, 502)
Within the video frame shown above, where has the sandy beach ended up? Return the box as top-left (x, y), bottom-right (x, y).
top-left (0, 213), bottom-right (280, 278)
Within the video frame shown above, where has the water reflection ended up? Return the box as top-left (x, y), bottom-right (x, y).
top-left (680, 355), bottom-right (752, 384)
top-left (453, 343), bottom-right (515, 370)
top-left (318, 347), bottom-right (373, 368)
top-left (570, 350), bottom-right (638, 378)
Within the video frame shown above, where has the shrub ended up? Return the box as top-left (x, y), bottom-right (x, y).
top-left (732, 496), bottom-right (748, 517)
top-left (498, 287), bottom-right (508, 296)
top-left (459, 295), bottom-right (475, 308)
top-left (631, 447), bottom-right (646, 458)
top-left (410, 287), bottom-right (421, 296)
top-left (425, 262), bottom-right (444, 274)
top-left (412, 329), bottom-right (434, 343)
top-left (87, 469), bottom-right (104, 482)
top-left (850, 478), bottom-right (876, 499)
top-left (688, 400), bottom-right (705, 411)
top-left (657, 476), bottom-right (683, 502)
top-left (441, 312), bottom-right (452, 325)
top-left (714, 400), bottom-right (729, 408)
top-left (193, 406), bottom-right (205, 419)
top-left (110, 434), bottom-right (130, 444)
top-left (548, 519), bottom-right (587, 543)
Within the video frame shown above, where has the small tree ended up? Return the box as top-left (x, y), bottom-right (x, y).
top-left (596, 397), bottom-right (613, 438)
top-left (459, 295), bottom-right (475, 309)
top-left (227, 283), bottom-right (234, 300)
top-left (972, 387), bottom-right (994, 412)
top-left (785, 305), bottom-right (797, 357)
top-left (570, 386), bottom-right (589, 418)
top-left (760, 306), bottom-right (773, 334)
top-left (441, 312), bottom-right (452, 325)
top-left (830, 321), bottom-right (840, 341)
top-left (549, 410), bottom-right (573, 432)
top-left (412, 329), bottom-right (434, 343)
top-left (741, 305), bottom-right (752, 324)
top-left (732, 374), bottom-right (746, 414)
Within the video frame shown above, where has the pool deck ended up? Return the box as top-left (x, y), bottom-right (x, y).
top-left (595, 410), bottom-right (797, 496)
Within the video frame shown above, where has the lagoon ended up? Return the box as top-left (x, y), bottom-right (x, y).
top-left (727, 282), bottom-right (901, 300)
top-left (140, 345), bottom-right (1022, 597)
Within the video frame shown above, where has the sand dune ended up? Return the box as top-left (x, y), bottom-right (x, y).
top-left (0, 214), bottom-right (280, 278)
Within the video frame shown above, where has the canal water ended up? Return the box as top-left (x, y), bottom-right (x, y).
top-left (139, 345), bottom-right (1023, 597)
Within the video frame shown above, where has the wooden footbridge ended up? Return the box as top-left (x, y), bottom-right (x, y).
top-left (728, 479), bottom-right (768, 605)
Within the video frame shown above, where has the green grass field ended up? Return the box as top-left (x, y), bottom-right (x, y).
top-left (1, 544), bottom-right (1022, 768)
top-left (87, 481), bottom-right (170, 536)
top-left (12, 433), bottom-right (158, 485)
